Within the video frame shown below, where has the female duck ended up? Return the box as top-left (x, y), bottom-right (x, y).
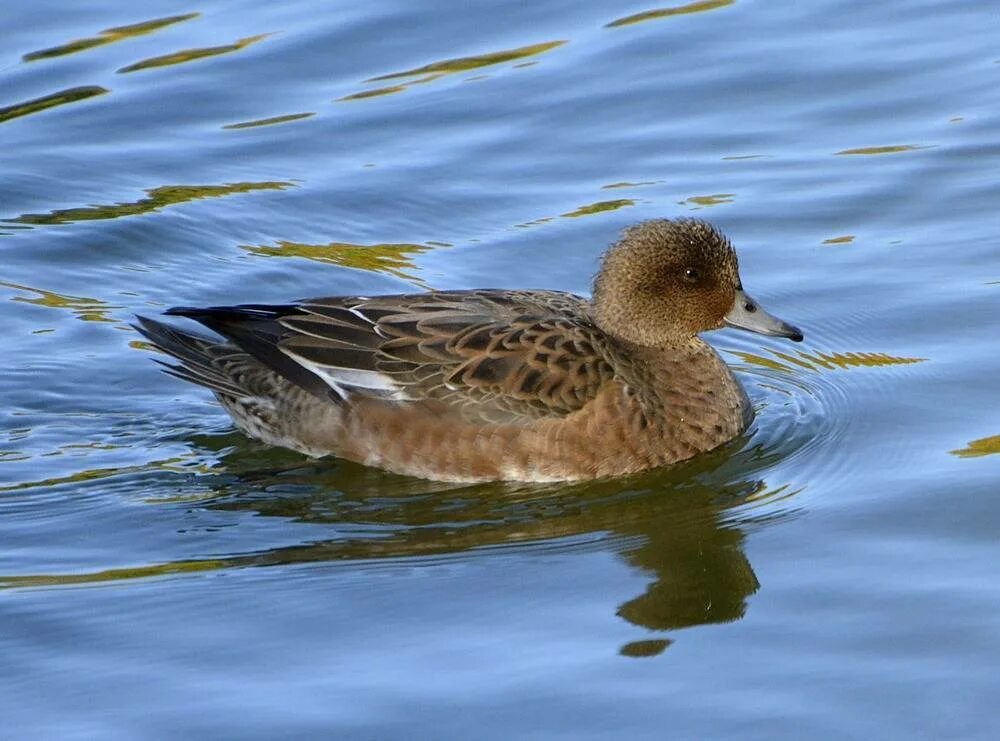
top-left (136, 219), bottom-right (802, 482)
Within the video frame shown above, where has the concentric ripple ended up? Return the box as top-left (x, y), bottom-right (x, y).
top-left (717, 325), bottom-right (928, 501)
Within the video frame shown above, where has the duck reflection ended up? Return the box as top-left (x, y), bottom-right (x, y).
top-left (187, 431), bottom-right (797, 652)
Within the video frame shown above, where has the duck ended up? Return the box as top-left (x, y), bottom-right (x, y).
top-left (134, 218), bottom-right (803, 482)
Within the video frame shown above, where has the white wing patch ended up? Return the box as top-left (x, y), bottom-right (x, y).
top-left (281, 348), bottom-right (408, 402)
top-left (347, 305), bottom-right (372, 322)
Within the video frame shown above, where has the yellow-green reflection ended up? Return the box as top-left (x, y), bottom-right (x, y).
top-left (0, 280), bottom-right (119, 323)
top-left (0, 455), bottom-right (200, 494)
top-left (731, 349), bottom-right (926, 374)
top-left (561, 199), bottom-right (635, 218)
top-left (369, 40), bottom-right (565, 81)
top-left (15, 440), bottom-right (123, 463)
top-left (8, 181), bottom-right (292, 226)
top-left (606, 0), bottom-right (734, 28)
top-left (619, 639), bottom-right (672, 658)
top-left (822, 235), bottom-right (855, 245)
top-left (514, 216), bottom-right (556, 229)
top-left (681, 193), bottom-right (734, 208)
top-left (223, 112), bottom-right (315, 130)
top-left (243, 240), bottom-right (431, 281)
top-left (22, 13), bottom-right (199, 62)
top-left (602, 181), bottom-right (660, 190)
top-left (0, 86), bottom-right (108, 125)
top-left (117, 33), bottom-right (269, 74)
top-left (0, 434), bottom-right (797, 653)
top-left (950, 435), bottom-right (1000, 459)
top-left (835, 144), bottom-right (930, 156)
top-left (0, 559), bottom-right (226, 588)
top-left (339, 41), bottom-right (565, 101)
top-left (339, 72), bottom-right (448, 101)
top-left (337, 84), bottom-right (408, 102)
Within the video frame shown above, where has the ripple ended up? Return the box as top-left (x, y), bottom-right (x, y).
top-left (605, 0), bottom-right (735, 29)
top-left (950, 435), bottom-right (1000, 459)
top-left (721, 337), bottom-right (927, 493)
top-left (116, 33), bottom-right (270, 74)
top-left (0, 456), bottom-right (773, 627)
top-left (513, 216), bottom-right (555, 229)
top-left (725, 357), bottom-right (844, 494)
top-left (730, 348), bottom-right (925, 373)
top-left (680, 193), bottom-right (734, 209)
top-left (367, 40), bottom-right (566, 82)
top-left (5, 181), bottom-right (293, 226)
top-left (339, 40), bottom-right (565, 101)
top-left (0, 281), bottom-right (120, 323)
top-left (0, 558), bottom-right (227, 589)
top-left (560, 199), bottom-right (635, 218)
top-left (0, 86), bottom-right (108, 125)
top-left (601, 181), bottom-right (662, 190)
top-left (22, 13), bottom-right (199, 62)
top-left (835, 144), bottom-right (933, 156)
top-left (0, 454), bottom-right (204, 495)
top-left (241, 240), bottom-right (434, 282)
top-left (223, 112), bottom-right (315, 130)
top-left (619, 639), bottom-right (672, 657)
top-left (337, 84), bottom-right (409, 102)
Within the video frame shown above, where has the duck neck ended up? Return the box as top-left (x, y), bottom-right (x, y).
top-left (615, 337), bottom-right (753, 434)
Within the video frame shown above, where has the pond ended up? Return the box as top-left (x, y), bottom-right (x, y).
top-left (2, 0), bottom-right (998, 737)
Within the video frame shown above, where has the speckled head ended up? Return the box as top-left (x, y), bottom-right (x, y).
top-left (592, 218), bottom-right (803, 347)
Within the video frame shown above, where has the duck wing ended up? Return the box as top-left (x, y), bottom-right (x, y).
top-left (165, 289), bottom-right (616, 424)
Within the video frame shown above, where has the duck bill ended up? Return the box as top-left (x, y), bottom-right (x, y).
top-left (724, 289), bottom-right (804, 342)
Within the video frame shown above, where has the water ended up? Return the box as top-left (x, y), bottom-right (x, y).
top-left (1, 0), bottom-right (998, 737)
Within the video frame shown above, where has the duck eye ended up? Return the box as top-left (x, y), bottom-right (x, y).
top-left (683, 267), bottom-right (700, 283)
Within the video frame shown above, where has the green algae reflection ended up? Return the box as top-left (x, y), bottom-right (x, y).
top-left (0, 455), bottom-right (199, 494)
top-left (731, 349), bottom-right (925, 374)
top-left (561, 199), bottom-right (635, 218)
top-left (606, 0), bottom-right (734, 28)
top-left (244, 241), bottom-right (431, 281)
top-left (340, 40), bottom-right (565, 101)
top-left (8, 181), bottom-right (292, 226)
top-left (0, 86), bottom-right (108, 125)
top-left (369, 40), bottom-right (565, 81)
top-left (223, 112), bottom-right (315, 130)
top-left (0, 281), bottom-right (119, 323)
top-left (602, 181), bottom-right (661, 190)
top-left (117, 33), bottom-right (269, 73)
top-left (950, 435), bottom-right (1000, 459)
top-left (22, 13), bottom-right (199, 62)
top-left (0, 559), bottom-right (228, 589)
top-left (835, 144), bottom-right (931, 156)
top-left (681, 193), bottom-right (734, 209)
top-left (338, 84), bottom-right (409, 102)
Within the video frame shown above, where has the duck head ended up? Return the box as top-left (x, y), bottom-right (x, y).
top-left (592, 218), bottom-right (803, 347)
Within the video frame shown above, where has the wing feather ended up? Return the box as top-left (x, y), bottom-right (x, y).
top-left (167, 290), bottom-right (616, 423)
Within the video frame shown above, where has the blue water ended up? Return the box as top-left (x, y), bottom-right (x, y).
top-left (2, 0), bottom-right (999, 737)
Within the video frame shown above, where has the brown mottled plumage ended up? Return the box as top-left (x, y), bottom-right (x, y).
top-left (134, 218), bottom-right (803, 482)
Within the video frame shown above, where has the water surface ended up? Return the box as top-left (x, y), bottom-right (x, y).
top-left (2, 0), bottom-right (999, 737)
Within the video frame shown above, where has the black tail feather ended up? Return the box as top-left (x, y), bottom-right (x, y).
top-left (133, 315), bottom-right (248, 398)
top-left (136, 307), bottom-right (335, 402)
